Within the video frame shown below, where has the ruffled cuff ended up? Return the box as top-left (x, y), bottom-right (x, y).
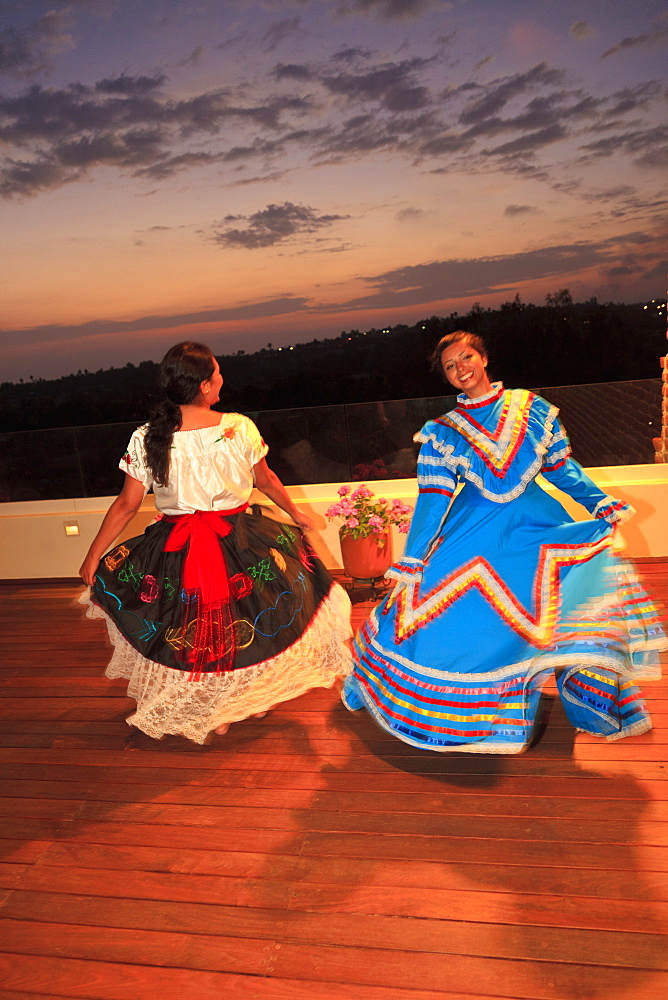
top-left (594, 496), bottom-right (636, 525)
top-left (385, 557), bottom-right (424, 584)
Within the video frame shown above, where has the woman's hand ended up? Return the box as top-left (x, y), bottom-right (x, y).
top-left (79, 553), bottom-right (100, 587)
top-left (292, 512), bottom-right (313, 531)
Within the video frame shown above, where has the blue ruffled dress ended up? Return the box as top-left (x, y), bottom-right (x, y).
top-left (342, 384), bottom-right (665, 753)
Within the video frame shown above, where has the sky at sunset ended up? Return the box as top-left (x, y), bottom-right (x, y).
top-left (1, 0), bottom-right (666, 382)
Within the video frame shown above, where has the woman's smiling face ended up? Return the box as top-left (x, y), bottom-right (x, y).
top-left (441, 339), bottom-right (492, 398)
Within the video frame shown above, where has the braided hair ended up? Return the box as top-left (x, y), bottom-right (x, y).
top-left (144, 342), bottom-right (216, 486)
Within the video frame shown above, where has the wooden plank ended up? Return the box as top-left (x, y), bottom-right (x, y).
top-left (0, 953), bottom-right (504, 1000)
top-left (2, 890), bottom-right (668, 969)
top-left (268, 941), bottom-right (668, 998)
top-left (1, 762), bottom-right (667, 799)
top-left (11, 865), bottom-right (293, 910)
top-left (299, 831), bottom-right (668, 871)
top-left (2, 709), bottom-right (668, 731)
top-left (286, 881), bottom-right (668, 932)
top-left (0, 917), bottom-right (275, 975)
top-left (66, 800), bottom-right (668, 846)
top-left (3, 778), bottom-right (668, 821)
top-left (0, 746), bottom-right (665, 779)
top-left (0, 840), bottom-right (53, 863)
top-left (30, 842), bottom-right (668, 901)
top-left (24, 843), bottom-right (668, 911)
top-left (0, 863), bottom-right (28, 888)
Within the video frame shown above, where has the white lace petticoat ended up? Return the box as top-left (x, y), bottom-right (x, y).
top-left (80, 583), bottom-right (353, 743)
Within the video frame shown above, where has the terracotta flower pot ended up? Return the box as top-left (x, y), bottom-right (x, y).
top-left (339, 530), bottom-right (393, 580)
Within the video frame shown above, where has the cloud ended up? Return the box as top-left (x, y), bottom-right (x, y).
top-left (0, 38), bottom-right (665, 201)
top-left (396, 206), bottom-right (426, 221)
top-left (504, 204), bottom-right (540, 216)
top-left (262, 16), bottom-right (306, 51)
top-left (0, 7), bottom-right (74, 78)
top-left (458, 63), bottom-right (564, 125)
top-left (570, 21), bottom-right (593, 42)
top-left (273, 62), bottom-right (314, 81)
top-left (320, 57), bottom-right (434, 111)
top-left (602, 22), bottom-right (668, 59)
top-left (579, 125), bottom-right (668, 167)
top-left (483, 123), bottom-right (567, 158)
top-left (333, 234), bottom-right (667, 310)
top-left (212, 202), bottom-right (348, 249)
top-left (95, 73), bottom-right (167, 95)
top-left (334, 0), bottom-right (447, 22)
top-left (0, 74), bottom-right (313, 197)
top-left (333, 46), bottom-right (374, 63)
top-left (0, 296), bottom-right (312, 353)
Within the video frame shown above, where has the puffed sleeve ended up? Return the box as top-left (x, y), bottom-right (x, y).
top-left (386, 422), bottom-right (458, 583)
top-left (118, 425), bottom-right (152, 493)
top-left (240, 416), bottom-right (269, 467)
top-left (541, 416), bottom-right (634, 525)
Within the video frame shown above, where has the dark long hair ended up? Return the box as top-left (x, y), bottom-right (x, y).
top-left (144, 342), bottom-right (216, 486)
top-left (430, 330), bottom-right (488, 375)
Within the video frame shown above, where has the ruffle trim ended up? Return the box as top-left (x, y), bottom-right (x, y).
top-left (456, 382), bottom-right (505, 408)
top-left (595, 496), bottom-right (636, 525)
top-left (80, 583), bottom-right (353, 743)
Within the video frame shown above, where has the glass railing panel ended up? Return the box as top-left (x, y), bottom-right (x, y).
top-left (247, 405), bottom-right (352, 486)
top-left (538, 379), bottom-right (661, 466)
top-left (0, 379), bottom-right (662, 503)
top-left (74, 421), bottom-right (138, 497)
top-left (345, 395), bottom-right (457, 481)
top-left (0, 426), bottom-right (83, 502)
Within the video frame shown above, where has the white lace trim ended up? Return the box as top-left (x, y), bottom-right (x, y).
top-left (456, 382), bottom-right (505, 407)
top-left (80, 584), bottom-right (353, 743)
top-left (594, 495), bottom-right (636, 525)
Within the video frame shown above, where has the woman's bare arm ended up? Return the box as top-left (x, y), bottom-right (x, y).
top-left (252, 458), bottom-right (312, 531)
top-left (79, 474), bottom-right (147, 585)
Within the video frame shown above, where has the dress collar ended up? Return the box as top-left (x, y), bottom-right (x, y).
top-left (456, 382), bottom-right (505, 409)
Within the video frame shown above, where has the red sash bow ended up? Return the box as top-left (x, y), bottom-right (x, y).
top-left (163, 505), bottom-right (248, 676)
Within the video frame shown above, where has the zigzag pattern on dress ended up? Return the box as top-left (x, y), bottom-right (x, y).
top-left (385, 535), bottom-right (613, 646)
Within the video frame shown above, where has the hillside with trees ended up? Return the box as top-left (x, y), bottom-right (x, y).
top-left (1, 293), bottom-right (665, 433)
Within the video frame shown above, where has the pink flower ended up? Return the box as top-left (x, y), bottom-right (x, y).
top-left (351, 484), bottom-right (373, 500)
top-left (326, 482), bottom-right (413, 536)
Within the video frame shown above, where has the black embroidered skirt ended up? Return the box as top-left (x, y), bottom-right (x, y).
top-left (82, 506), bottom-right (352, 741)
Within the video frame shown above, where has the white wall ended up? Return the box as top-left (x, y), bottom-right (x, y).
top-left (1, 465), bottom-right (667, 580)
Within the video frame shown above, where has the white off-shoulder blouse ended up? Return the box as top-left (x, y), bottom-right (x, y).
top-left (119, 412), bottom-right (269, 515)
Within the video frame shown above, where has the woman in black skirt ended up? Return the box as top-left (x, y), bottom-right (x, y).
top-left (79, 341), bottom-right (352, 743)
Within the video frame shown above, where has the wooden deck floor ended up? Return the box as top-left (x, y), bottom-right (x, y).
top-left (1, 563), bottom-right (667, 1000)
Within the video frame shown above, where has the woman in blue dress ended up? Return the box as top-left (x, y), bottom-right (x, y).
top-left (342, 331), bottom-right (665, 753)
